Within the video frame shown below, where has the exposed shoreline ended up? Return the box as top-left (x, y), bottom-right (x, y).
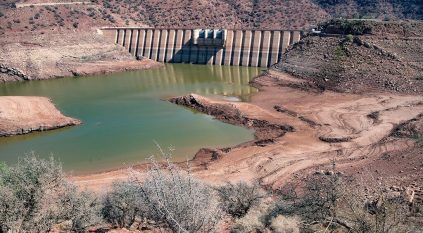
top-left (0, 32), bottom-right (162, 82)
top-left (72, 70), bottom-right (423, 192)
top-left (0, 96), bottom-right (81, 137)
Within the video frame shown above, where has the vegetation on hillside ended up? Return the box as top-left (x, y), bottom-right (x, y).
top-left (313, 0), bottom-right (422, 20)
top-left (1, 154), bottom-right (422, 232)
top-left (1, 0), bottom-right (421, 35)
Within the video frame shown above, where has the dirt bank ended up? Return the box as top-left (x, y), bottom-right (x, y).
top-left (0, 32), bottom-right (162, 82)
top-left (0, 96), bottom-right (80, 136)
top-left (73, 70), bottom-right (423, 193)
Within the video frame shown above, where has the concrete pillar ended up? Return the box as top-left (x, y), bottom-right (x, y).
top-left (173, 30), bottom-right (184, 63)
top-left (129, 29), bottom-right (139, 56)
top-left (166, 30), bottom-right (176, 62)
top-left (150, 29), bottom-right (161, 61)
top-left (137, 30), bottom-right (146, 58)
top-left (114, 30), bottom-right (119, 44)
top-left (250, 31), bottom-right (262, 67)
top-left (117, 29), bottom-right (125, 45)
top-left (115, 29), bottom-right (120, 44)
top-left (281, 31), bottom-right (291, 55)
top-left (292, 31), bottom-right (301, 44)
top-left (223, 30), bottom-right (234, 66)
top-left (269, 31), bottom-right (281, 65)
top-left (143, 29), bottom-right (153, 59)
top-left (232, 30), bottom-right (243, 66)
top-left (260, 31), bottom-right (271, 67)
top-left (158, 29), bottom-right (168, 62)
top-left (214, 47), bottom-right (223, 65)
top-left (207, 47), bottom-right (215, 65)
top-left (182, 29), bottom-right (192, 63)
top-left (123, 29), bottom-right (132, 50)
top-left (241, 30), bottom-right (252, 66)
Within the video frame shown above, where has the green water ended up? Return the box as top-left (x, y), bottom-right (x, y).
top-left (0, 64), bottom-right (262, 173)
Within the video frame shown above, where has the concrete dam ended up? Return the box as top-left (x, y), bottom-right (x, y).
top-left (100, 28), bottom-right (302, 67)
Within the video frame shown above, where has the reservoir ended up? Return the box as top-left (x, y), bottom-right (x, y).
top-left (0, 64), bottom-right (261, 173)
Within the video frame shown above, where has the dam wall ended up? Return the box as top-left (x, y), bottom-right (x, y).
top-left (100, 28), bottom-right (302, 67)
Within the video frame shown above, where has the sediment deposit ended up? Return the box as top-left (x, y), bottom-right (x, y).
top-left (0, 96), bottom-right (81, 136)
top-left (73, 70), bottom-right (423, 192)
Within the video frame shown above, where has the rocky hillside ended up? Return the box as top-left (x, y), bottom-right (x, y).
top-left (275, 20), bottom-right (423, 94)
top-left (1, 0), bottom-right (421, 34)
top-left (314, 0), bottom-right (422, 20)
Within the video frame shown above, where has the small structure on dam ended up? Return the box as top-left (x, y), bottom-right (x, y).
top-left (99, 28), bottom-right (302, 67)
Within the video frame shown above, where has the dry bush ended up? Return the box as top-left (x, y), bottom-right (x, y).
top-left (270, 215), bottom-right (300, 233)
top-left (0, 155), bottom-right (100, 232)
top-left (231, 199), bottom-right (272, 233)
top-left (130, 148), bottom-right (222, 233)
top-left (102, 180), bottom-right (146, 228)
top-left (262, 159), bottom-right (419, 232)
top-left (217, 181), bottom-right (266, 218)
top-left (336, 176), bottom-right (413, 233)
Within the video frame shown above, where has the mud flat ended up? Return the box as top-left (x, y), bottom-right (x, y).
top-left (73, 69), bottom-right (423, 192)
top-left (0, 96), bottom-right (80, 136)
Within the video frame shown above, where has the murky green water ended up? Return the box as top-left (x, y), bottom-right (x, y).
top-left (0, 64), bottom-right (262, 173)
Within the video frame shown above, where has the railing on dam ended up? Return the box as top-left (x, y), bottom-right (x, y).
top-left (99, 28), bottom-right (302, 67)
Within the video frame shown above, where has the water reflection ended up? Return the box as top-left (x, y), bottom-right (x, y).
top-left (0, 64), bottom-right (261, 173)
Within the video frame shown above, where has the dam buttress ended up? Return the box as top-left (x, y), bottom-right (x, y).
top-left (100, 28), bottom-right (302, 67)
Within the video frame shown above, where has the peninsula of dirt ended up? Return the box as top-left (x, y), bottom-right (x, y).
top-left (0, 96), bottom-right (80, 136)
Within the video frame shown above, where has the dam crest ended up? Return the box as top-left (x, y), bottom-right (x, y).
top-left (100, 28), bottom-right (302, 67)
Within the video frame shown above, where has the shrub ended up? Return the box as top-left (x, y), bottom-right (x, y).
top-left (102, 181), bottom-right (145, 228)
top-left (0, 155), bottom-right (99, 232)
top-left (231, 200), bottom-right (271, 232)
top-left (321, 19), bottom-right (372, 35)
top-left (217, 181), bottom-right (265, 218)
top-left (132, 155), bottom-right (222, 232)
top-left (270, 215), bottom-right (300, 233)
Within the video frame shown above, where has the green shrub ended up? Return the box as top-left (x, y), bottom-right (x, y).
top-left (321, 19), bottom-right (372, 35)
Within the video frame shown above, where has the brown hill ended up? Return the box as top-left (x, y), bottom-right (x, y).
top-left (275, 20), bottom-right (423, 95)
top-left (1, 0), bottom-right (421, 34)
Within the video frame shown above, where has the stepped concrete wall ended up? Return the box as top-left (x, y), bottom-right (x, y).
top-left (100, 28), bottom-right (302, 67)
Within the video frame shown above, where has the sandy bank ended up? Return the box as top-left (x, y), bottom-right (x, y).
top-left (72, 70), bottom-right (423, 192)
top-left (0, 96), bottom-right (80, 136)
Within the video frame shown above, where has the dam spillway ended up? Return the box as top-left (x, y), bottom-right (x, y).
top-left (100, 28), bottom-right (302, 67)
